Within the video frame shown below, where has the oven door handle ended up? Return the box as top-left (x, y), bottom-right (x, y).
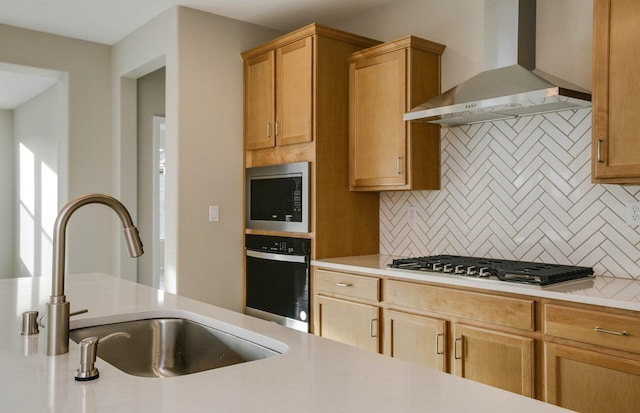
top-left (246, 249), bottom-right (307, 264)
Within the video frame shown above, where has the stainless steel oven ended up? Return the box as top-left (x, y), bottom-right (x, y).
top-left (245, 235), bottom-right (310, 332)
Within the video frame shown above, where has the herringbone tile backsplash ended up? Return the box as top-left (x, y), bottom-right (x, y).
top-left (380, 108), bottom-right (640, 279)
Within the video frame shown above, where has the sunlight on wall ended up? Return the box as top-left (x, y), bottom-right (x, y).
top-left (40, 162), bottom-right (57, 278)
top-left (19, 143), bottom-right (35, 276)
top-left (17, 143), bottom-right (59, 278)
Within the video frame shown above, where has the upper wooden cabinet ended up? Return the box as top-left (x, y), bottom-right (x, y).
top-left (244, 37), bottom-right (312, 150)
top-left (348, 36), bottom-right (445, 191)
top-left (592, 0), bottom-right (640, 183)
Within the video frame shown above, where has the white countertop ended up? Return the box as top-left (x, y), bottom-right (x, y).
top-left (0, 273), bottom-right (572, 413)
top-left (312, 255), bottom-right (640, 313)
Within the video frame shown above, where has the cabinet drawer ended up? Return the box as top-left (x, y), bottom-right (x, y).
top-left (315, 268), bottom-right (380, 302)
top-left (544, 304), bottom-right (640, 354)
top-left (385, 279), bottom-right (534, 331)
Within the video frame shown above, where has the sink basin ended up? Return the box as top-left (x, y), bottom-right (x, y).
top-left (70, 318), bottom-right (280, 378)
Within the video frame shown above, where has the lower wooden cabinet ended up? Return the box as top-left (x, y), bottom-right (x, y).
top-left (452, 324), bottom-right (534, 397)
top-left (314, 295), bottom-right (380, 353)
top-left (313, 264), bottom-right (640, 409)
top-left (544, 342), bottom-right (640, 413)
top-left (383, 309), bottom-right (446, 371)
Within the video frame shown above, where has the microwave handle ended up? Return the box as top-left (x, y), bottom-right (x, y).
top-left (246, 249), bottom-right (307, 264)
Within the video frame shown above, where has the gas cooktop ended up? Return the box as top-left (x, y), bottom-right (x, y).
top-left (388, 255), bottom-right (594, 286)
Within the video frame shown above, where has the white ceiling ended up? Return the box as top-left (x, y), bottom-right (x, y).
top-left (0, 0), bottom-right (399, 110)
top-left (0, 0), bottom-right (400, 45)
top-left (0, 66), bottom-right (60, 110)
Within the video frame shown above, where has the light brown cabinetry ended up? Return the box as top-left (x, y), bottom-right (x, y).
top-left (313, 263), bottom-right (640, 409)
top-left (348, 36), bottom-right (445, 191)
top-left (592, 0), bottom-right (640, 183)
top-left (242, 24), bottom-right (381, 259)
top-left (313, 268), bottom-right (380, 352)
top-left (383, 309), bottom-right (446, 371)
top-left (452, 324), bottom-right (534, 397)
top-left (244, 37), bottom-right (312, 150)
top-left (384, 278), bottom-right (535, 397)
top-left (543, 303), bottom-right (640, 412)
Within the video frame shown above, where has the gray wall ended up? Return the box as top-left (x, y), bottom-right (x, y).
top-left (136, 67), bottom-right (165, 287)
top-left (0, 109), bottom-right (14, 277)
top-left (0, 23), bottom-right (112, 277)
top-left (13, 82), bottom-right (66, 278)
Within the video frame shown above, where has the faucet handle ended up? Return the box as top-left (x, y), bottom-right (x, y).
top-left (70, 309), bottom-right (88, 317)
top-left (74, 332), bottom-right (131, 381)
top-left (20, 311), bottom-right (40, 336)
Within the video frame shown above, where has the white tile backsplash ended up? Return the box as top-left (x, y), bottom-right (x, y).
top-left (380, 108), bottom-right (640, 279)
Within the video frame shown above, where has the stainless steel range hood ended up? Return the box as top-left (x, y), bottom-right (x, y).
top-left (404, 0), bottom-right (591, 127)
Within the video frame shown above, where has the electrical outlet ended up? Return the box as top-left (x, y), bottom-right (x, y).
top-left (626, 202), bottom-right (640, 226)
top-left (407, 206), bottom-right (417, 224)
top-left (209, 205), bottom-right (219, 222)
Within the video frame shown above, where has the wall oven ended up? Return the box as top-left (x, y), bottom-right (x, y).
top-left (245, 161), bottom-right (309, 233)
top-left (245, 234), bottom-right (310, 332)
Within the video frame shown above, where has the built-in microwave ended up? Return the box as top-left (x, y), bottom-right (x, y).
top-left (245, 161), bottom-right (309, 233)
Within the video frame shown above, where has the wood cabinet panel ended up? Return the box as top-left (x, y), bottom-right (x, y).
top-left (453, 324), bottom-right (534, 397)
top-left (544, 303), bottom-right (640, 354)
top-left (348, 36), bottom-right (444, 191)
top-left (350, 49), bottom-right (407, 188)
top-left (276, 37), bottom-right (313, 146)
top-left (244, 51), bottom-right (275, 150)
top-left (315, 268), bottom-right (379, 303)
top-left (592, 0), bottom-right (640, 182)
top-left (383, 309), bottom-right (446, 371)
top-left (314, 295), bottom-right (379, 353)
top-left (545, 342), bottom-right (640, 412)
top-left (385, 279), bottom-right (535, 331)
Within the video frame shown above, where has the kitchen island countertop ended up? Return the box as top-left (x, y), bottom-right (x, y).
top-left (0, 273), bottom-right (572, 413)
top-left (313, 254), bottom-right (640, 312)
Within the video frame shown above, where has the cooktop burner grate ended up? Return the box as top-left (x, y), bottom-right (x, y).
top-left (388, 255), bottom-right (594, 286)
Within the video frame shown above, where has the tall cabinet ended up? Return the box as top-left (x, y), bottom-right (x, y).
top-left (242, 24), bottom-right (381, 259)
top-left (592, 0), bottom-right (640, 183)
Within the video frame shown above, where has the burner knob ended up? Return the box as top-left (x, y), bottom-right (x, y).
top-left (443, 264), bottom-right (453, 273)
top-left (454, 265), bottom-right (465, 274)
top-left (432, 263), bottom-right (442, 271)
top-left (478, 267), bottom-right (491, 277)
top-left (466, 266), bottom-right (476, 276)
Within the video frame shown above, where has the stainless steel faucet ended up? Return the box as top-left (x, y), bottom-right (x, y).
top-left (45, 194), bottom-right (144, 356)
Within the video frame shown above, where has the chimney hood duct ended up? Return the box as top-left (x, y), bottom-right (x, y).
top-left (404, 0), bottom-right (591, 127)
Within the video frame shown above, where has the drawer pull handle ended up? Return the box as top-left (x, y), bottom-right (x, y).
top-left (370, 319), bottom-right (378, 338)
top-left (454, 337), bottom-right (462, 360)
top-left (336, 282), bottom-right (353, 287)
top-left (597, 139), bottom-right (604, 163)
top-left (435, 333), bottom-right (444, 355)
top-left (595, 326), bottom-right (628, 336)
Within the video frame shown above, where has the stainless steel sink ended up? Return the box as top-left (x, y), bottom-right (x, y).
top-left (70, 318), bottom-right (280, 378)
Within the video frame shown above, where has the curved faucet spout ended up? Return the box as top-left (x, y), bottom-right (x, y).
top-left (46, 193), bottom-right (144, 356)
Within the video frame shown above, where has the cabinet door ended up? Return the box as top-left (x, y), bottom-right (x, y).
top-left (245, 51), bottom-right (275, 150)
top-left (452, 324), bottom-right (534, 397)
top-left (349, 49), bottom-right (407, 188)
top-left (383, 309), bottom-right (446, 372)
top-left (545, 342), bottom-right (640, 412)
top-left (276, 37), bottom-right (313, 146)
top-left (314, 295), bottom-right (379, 353)
top-left (592, 0), bottom-right (640, 181)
